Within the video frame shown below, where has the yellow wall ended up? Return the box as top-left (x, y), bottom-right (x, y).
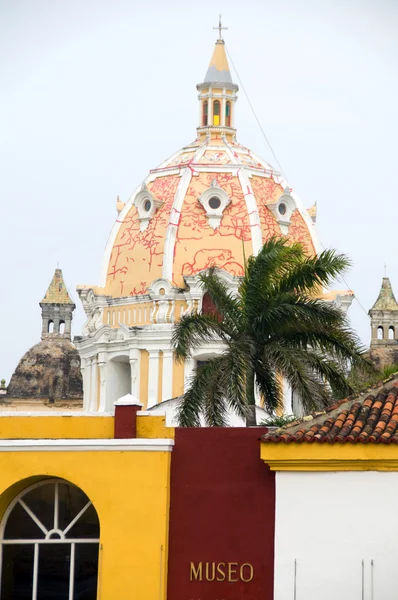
top-left (136, 415), bottom-right (174, 440)
top-left (0, 449), bottom-right (171, 600)
top-left (0, 416), bottom-right (114, 439)
top-left (260, 441), bottom-right (398, 471)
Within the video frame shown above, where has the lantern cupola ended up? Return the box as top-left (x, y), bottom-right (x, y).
top-left (197, 19), bottom-right (238, 140)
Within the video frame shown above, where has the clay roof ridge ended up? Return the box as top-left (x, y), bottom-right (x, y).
top-left (263, 374), bottom-right (398, 443)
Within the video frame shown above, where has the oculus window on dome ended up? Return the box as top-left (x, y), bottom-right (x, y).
top-left (133, 183), bottom-right (163, 232)
top-left (268, 187), bottom-right (297, 235)
top-left (198, 179), bottom-right (231, 230)
top-left (0, 479), bottom-right (99, 600)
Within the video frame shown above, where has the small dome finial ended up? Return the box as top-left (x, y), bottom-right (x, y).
top-left (116, 195), bottom-right (125, 213)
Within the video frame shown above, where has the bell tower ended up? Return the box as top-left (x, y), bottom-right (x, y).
top-left (369, 277), bottom-right (398, 369)
top-left (40, 269), bottom-right (75, 340)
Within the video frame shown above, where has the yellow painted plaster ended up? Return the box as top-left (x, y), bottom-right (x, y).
top-left (136, 415), bottom-right (175, 440)
top-left (0, 450), bottom-right (171, 599)
top-left (0, 416), bottom-right (114, 439)
top-left (208, 41), bottom-right (230, 75)
top-left (260, 442), bottom-right (398, 471)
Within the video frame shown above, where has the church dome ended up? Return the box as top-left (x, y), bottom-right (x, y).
top-left (7, 339), bottom-right (83, 402)
top-left (6, 269), bottom-right (83, 404)
top-left (99, 38), bottom-right (320, 299)
top-left (76, 33), bottom-right (326, 415)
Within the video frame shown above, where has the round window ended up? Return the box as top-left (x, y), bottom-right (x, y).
top-left (278, 202), bottom-right (287, 216)
top-left (209, 196), bottom-right (221, 210)
top-left (144, 199), bottom-right (152, 212)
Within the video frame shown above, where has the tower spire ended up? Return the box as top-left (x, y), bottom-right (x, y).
top-left (40, 269), bottom-right (75, 340)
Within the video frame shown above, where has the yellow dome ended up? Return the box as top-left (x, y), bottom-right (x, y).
top-left (101, 138), bottom-right (319, 298)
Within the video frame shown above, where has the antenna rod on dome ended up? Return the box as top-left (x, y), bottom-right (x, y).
top-left (213, 14), bottom-right (228, 40)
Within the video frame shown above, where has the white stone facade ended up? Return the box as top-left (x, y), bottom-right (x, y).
top-left (274, 471), bottom-right (398, 600)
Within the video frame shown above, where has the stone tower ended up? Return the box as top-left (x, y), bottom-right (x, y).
top-left (40, 268), bottom-right (75, 340)
top-left (369, 277), bottom-right (398, 370)
top-left (6, 269), bottom-right (83, 403)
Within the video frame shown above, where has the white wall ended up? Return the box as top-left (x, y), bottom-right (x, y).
top-left (275, 471), bottom-right (398, 600)
top-left (106, 358), bottom-right (131, 409)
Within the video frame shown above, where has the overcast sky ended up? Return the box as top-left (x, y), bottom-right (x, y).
top-left (1, 0), bottom-right (397, 382)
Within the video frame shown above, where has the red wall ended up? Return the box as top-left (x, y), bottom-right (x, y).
top-left (167, 428), bottom-right (275, 600)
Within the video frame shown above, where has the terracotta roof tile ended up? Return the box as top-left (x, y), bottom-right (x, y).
top-left (263, 376), bottom-right (398, 444)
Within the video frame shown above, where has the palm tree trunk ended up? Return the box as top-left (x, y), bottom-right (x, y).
top-left (245, 369), bottom-right (257, 427)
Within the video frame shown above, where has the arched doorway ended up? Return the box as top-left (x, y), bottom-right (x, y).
top-left (0, 479), bottom-right (99, 599)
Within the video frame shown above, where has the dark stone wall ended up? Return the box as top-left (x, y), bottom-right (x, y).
top-left (7, 339), bottom-right (83, 400)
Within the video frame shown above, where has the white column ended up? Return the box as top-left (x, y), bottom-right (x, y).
top-left (208, 88), bottom-right (213, 125)
top-left (88, 357), bottom-right (98, 412)
top-left (221, 91), bottom-right (226, 127)
top-left (184, 357), bottom-right (195, 393)
top-left (162, 350), bottom-right (174, 402)
top-left (98, 361), bottom-right (107, 412)
top-left (147, 350), bottom-right (160, 408)
top-left (129, 349), bottom-right (140, 400)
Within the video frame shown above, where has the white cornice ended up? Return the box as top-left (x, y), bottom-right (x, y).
top-left (0, 412), bottom-right (112, 417)
top-left (0, 439), bottom-right (174, 452)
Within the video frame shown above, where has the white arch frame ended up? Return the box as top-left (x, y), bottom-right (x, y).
top-left (0, 478), bottom-right (99, 600)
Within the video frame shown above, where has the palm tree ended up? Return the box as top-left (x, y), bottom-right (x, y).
top-left (172, 237), bottom-right (371, 427)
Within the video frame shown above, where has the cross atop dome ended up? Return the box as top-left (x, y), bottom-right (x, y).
top-left (213, 14), bottom-right (228, 41)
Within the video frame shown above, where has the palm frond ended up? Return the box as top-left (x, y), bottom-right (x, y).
top-left (275, 249), bottom-right (351, 296)
top-left (177, 357), bottom-right (229, 427)
top-left (172, 312), bottom-right (229, 362)
top-left (199, 268), bottom-right (243, 335)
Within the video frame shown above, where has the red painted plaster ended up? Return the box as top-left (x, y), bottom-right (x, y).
top-left (167, 428), bottom-right (275, 600)
top-left (114, 405), bottom-right (138, 438)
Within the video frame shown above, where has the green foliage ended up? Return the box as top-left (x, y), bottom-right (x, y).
top-left (0, 379), bottom-right (5, 389)
top-left (172, 237), bottom-right (371, 427)
top-left (347, 363), bottom-right (398, 394)
top-left (259, 414), bottom-right (296, 427)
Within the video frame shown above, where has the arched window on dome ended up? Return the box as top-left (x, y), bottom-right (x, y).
top-left (0, 479), bottom-right (100, 599)
top-left (377, 326), bottom-right (384, 340)
top-left (59, 321), bottom-right (65, 334)
top-left (202, 101), bottom-right (208, 126)
top-left (48, 320), bottom-right (54, 334)
top-left (225, 101), bottom-right (231, 127)
top-left (389, 326), bottom-right (395, 340)
top-left (213, 100), bottom-right (220, 126)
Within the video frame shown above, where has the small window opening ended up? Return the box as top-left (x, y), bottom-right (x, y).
top-left (59, 321), bottom-right (65, 334)
top-left (213, 100), bottom-right (220, 126)
top-left (144, 199), bottom-right (152, 212)
top-left (377, 326), bottom-right (384, 340)
top-left (48, 320), bottom-right (54, 333)
top-left (209, 196), bottom-right (221, 210)
top-left (278, 202), bottom-right (287, 216)
top-left (202, 101), bottom-right (208, 126)
top-left (389, 326), bottom-right (395, 340)
top-left (226, 101), bottom-right (231, 126)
